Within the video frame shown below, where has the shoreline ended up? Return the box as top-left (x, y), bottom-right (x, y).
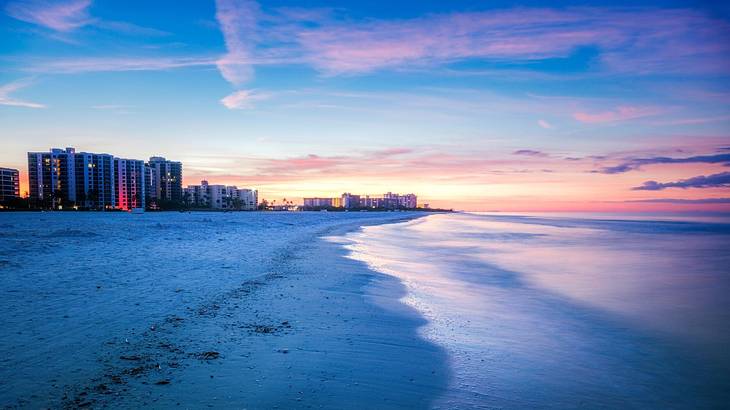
top-left (0, 212), bottom-right (448, 408)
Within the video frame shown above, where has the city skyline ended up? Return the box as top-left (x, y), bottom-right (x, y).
top-left (2, 0), bottom-right (730, 211)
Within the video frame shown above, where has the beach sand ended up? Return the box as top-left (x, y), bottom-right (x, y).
top-left (0, 212), bottom-right (447, 408)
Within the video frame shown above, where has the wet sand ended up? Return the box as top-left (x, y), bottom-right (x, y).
top-left (0, 212), bottom-right (448, 408)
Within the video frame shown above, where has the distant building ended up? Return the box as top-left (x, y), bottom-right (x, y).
top-left (185, 180), bottom-right (210, 207)
top-left (341, 193), bottom-right (361, 209)
top-left (28, 147), bottom-right (118, 209)
top-left (303, 197), bottom-right (334, 208)
top-left (0, 167), bottom-right (20, 201)
top-left (301, 192), bottom-right (417, 210)
top-left (184, 180), bottom-right (258, 210)
top-left (28, 148), bottom-right (77, 208)
top-left (380, 192), bottom-right (417, 209)
top-left (232, 188), bottom-right (258, 210)
top-left (74, 151), bottom-right (116, 209)
top-left (114, 158), bottom-right (146, 210)
top-left (148, 156), bottom-right (182, 207)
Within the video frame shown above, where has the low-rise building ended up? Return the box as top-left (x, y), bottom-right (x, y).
top-left (184, 180), bottom-right (257, 210)
top-left (301, 192), bottom-right (418, 210)
top-left (231, 188), bottom-right (258, 210)
top-left (303, 197), bottom-right (334, 208)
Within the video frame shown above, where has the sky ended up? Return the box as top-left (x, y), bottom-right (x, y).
top-left (1, 0), bottom-right (729, 211)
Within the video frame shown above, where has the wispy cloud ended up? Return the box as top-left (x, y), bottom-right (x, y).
top-left (651, 114), bottom-right (730, 126)
top-left (0, 79), bottom-right (45, 108)
top-left (93, 20), bottom-right (171, 37)
top-left (537, 119), bottom-right (552, 129)
top-left (284, 7), bottom-right (730, 76)
top-left (595, 153), bottom-right (730, 174)
top-left (215, 0), bottom-right (259, 86)
top-left (6, 0), bottom-right (92, 32)
top-left (220, 89), bottom-right (269, 109)
top-left (632, 171), bottom-right (730, 190)
top-left (6, 0), bottom-right (170, 39)
top-left (513, 149), bottom-right (548, 157)
top-left (15, 4), bottom-right (730, 83)
top-left (91, 104), bottom-right (132, 114)
top-left (626, 197), bottom-right (730, 204)
top-left (573, 105), bottom-right (665, 123)
top-left (32, 56), bottom-right (215, 73)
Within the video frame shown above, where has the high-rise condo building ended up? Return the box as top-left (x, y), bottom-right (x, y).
top-left (28, 147), bottom-right (116, 209)
top-left (0, 167), bottom-right (20, 202)
top-left (147, 156), bottom-right (183, 207)
top-left (27, 147), bottom-right (77, 208)
top-left (114, 158), bottom-right (146, 210)
top-left (74, 151), bottom-right (116, 209)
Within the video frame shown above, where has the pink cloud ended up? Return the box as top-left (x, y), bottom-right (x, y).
top-left (220, 89), bottom-right (270, 109)
top-left (215, 0), bottom-right (259, 86)
top-left (6, 0), bottom-right (92, 32)
top-left (284, 7), bottom-right (730, 75)
top-left (21, 5), bottom-right (730, 80)
top-left (538, 119), bottom-right (553, 129)
top-left (573, 106), bottom-right (666, 124)
top-left (651, 115), bottom-right (730, 126)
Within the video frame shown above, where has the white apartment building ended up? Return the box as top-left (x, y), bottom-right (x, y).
top-left (184, 180), bottom-right (258, 210)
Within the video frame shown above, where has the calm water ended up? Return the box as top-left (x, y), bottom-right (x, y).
top-left (345, 212), bottom-right (730, 409)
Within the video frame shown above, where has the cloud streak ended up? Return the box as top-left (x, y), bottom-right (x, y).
top-left (215, 0), bottom-right (258, 86)
top-left (632, 172), bottom-right (730, 190)
top-left (6, 0), bottom-right (92, 32)
top-left (626, 198), bottom-right (730, 204)
top-left (513, 149), bottom-right (548, 157)
top-left (286, 7), bottom-right (730, 76)
top-left (16, 4), bottom-right (730, 83)
top-left (537, 119), bottom-right (552, 129)
top-left (595, 153), bottom-right (730, 174)
top-left (573, 105), bottom-right (665, 123)
top-left (32, 56), bottom-right (216, 73)
top-left (220, 89), bottom-right (269, 109)
top-left (0, 79), bottom-right (45, 108)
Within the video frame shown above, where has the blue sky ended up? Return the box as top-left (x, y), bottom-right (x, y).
top-left (1, 0), bottom-right (729, 210)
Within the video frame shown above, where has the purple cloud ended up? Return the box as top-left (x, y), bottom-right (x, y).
top-left (626, 198), bottom-right (730, 204)
top-left (6, 0), bottom-right (92, 32)
top-left (573, 105), bottom-right (666, 123)
top-left (596, 153), bottom-right (730, 174)
top-left (286, 7), bottom-right (730, 76)
top-left (632, 171), bottom-right (730, 190)
top-left (513, 149), bottom-right (548, 157)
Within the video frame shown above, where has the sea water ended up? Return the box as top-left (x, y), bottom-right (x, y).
top-left (345, 212), bottom-right (730, 409)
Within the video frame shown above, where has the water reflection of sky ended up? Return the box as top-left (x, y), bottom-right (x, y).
top-left (343, 213), bottom-right (730, 408)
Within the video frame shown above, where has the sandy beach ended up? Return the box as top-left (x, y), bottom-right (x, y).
top-left (0, 212), bottom-right (446, 408)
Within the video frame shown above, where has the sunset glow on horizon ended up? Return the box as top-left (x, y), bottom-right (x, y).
top-left (2, 0), bottom-right (729, 212)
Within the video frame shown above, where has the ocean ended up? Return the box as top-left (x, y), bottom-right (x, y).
top-left (344, 212), bottom-right (730, 409)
